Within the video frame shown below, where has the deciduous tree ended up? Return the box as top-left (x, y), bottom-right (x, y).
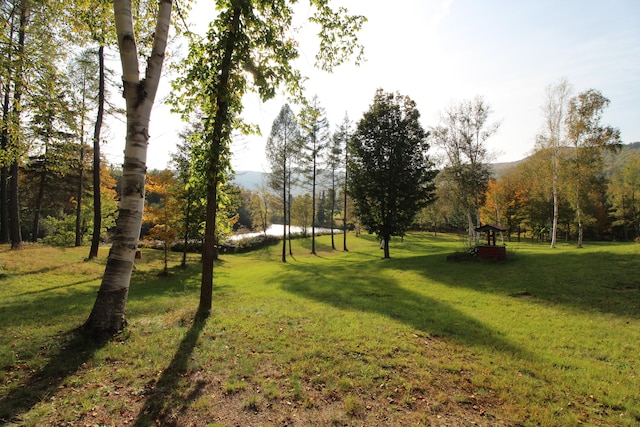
top-left (537, 77), bottom-right (572, 248)
top-left (84, 0), bottom-right (173, 335)
top-left (565, 89), bottom-right (621, 247)
top-left (144, 170), bottom-right (180, 275)
top-left (247, 184), bottom-right (274, 236)
top-left (608, 154), bottom-right (640, 240)
top-left (430, 96), bottom-right (498, 246)
top-left (291, 193), bottom-right (312, 237)
top-left (170, 0), bottom-right (364, 317)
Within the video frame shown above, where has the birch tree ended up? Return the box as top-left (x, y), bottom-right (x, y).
top-left (431, 96), bottom-right (498, 246)
top-left (537, 78), bottom-right (572, 248)
top-left (69, 0), bottom-right (153, 259)
top-left (84, 0), bottom-right (173, 335)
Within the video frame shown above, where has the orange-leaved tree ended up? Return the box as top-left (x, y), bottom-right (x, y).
top-left (143, 170), bottom-right (181, 276)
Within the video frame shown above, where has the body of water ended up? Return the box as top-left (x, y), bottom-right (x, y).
top-left (226, 224), bottom-right (342, 241)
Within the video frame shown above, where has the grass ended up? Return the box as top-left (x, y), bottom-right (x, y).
top-left (0, 233), bottom-right (638, 426)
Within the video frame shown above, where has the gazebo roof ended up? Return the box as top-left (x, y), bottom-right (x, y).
top-left (475, 223), bottom-right (507, 232)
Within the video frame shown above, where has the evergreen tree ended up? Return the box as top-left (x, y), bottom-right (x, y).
top-left (265, 104), bottom-right (301, 262)
top-left (299, 96), bottom-right (329, 255)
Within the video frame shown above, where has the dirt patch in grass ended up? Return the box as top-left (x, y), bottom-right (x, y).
top-left (510, 291), bottom-right (533, 299)
top-left (604, 282), bottom-right (640, 292)
top-left (30, 345), bottom-right (506, 427)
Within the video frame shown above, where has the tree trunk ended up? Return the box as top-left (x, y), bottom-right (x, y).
top-left (343, 149), bottom-right (348, 251)
top-left (199, 5), bottom-right (241, 318)
top-left (281, 157), bottom-right (287, 262)
top-left (575, 142), bottom-right (583, 249)
top-left (466, 210), bottom-right (474, 247)
top-left (576, 195), bottom-right (583, 248)
top-left (75, 73), bottom-right (88, 247)
top-left (75, 144), bottom-right (85, 246)
top-left (163, 230), bottom-right (168, 275)
top-left (8, 160), bottom-right (22, 250)
top-left (84, 0), bottom-right (171, 335)
top-left (288, 190), bottom-right (293, 256)
top-left (181, 187), bottom-right (192, 268)
top-left (31, 169), bottom-right (46, 242)
top-left (8, 0), bottom-right (28, 251)
top-left (0, 166), bottom-right (8, 243)
top-left (330, 174), bottom-right (335, 250)
top-left (1, 90), bottom-right (10, 243)
top-left (200, 157), bottom-right (218, 316)
top-left (88, 44), bottom-right (105, 259)
top-left (550, 149), bottom-right (559, 248)
top-left (382, 235), bottom-right (390, 259)
top-left (0, 10), bottom-right (14, 245)
top-left (311, 143), bottom-right (317, 255)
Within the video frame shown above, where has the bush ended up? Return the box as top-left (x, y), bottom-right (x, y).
top-left (221, 235), bottom-right (280, 254)
top-left (40, 215), bottom-right (80, 247)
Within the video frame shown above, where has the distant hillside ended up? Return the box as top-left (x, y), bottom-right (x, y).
top-left (233, 142), bottom-right (640, 191)
top-left (490, 141), bottom-right (640, 178)
top-left (232, 170), bottom-right (268, 190)
top-left (603, 141), bottom-right (640, 176)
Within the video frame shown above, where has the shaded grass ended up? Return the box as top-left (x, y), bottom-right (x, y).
top-left (0, 235), bottom-right (639, 426)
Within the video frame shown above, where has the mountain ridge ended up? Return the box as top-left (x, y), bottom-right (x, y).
top-left (232, 142), bottom-right (640, 190)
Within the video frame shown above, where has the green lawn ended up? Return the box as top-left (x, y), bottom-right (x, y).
top-left (0, 233), bottom-right (638, 426)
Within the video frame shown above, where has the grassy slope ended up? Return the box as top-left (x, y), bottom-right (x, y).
top-left (0, 234), bottom-right (638, 426)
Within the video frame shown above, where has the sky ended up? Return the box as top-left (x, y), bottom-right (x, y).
top-left (103, 0), bottom-right (640, 172)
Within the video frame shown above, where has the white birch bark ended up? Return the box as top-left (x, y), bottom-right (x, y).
top-left (85, 0), bottom-right (172, 334)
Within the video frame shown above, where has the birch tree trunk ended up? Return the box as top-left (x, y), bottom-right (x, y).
top-left (84, 0), bottom-right (172, 335)
top-left (544, 78), bottom-right (571, 249)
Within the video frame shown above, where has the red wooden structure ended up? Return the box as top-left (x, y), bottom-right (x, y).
top-left (475, 224), bottom-right (507, 260)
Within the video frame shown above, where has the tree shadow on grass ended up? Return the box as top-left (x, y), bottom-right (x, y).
top-left (0, 329), bottom-right (109, 424)
top-left (133, 314), bottom-right (207, 427)
top-left (395, 250), bottom-right (640, 317)
top-left (0, 263), bottom-right (203, 329)
top-left (0, 262), bottom-right (206, 425)
top-left (14, 276), bottom-right (102, 297)
top-left (279, 260), bottom-right (530, 359)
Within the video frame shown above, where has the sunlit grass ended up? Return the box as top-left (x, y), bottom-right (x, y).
top-left (0, 234), bottom-right (638, 426)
